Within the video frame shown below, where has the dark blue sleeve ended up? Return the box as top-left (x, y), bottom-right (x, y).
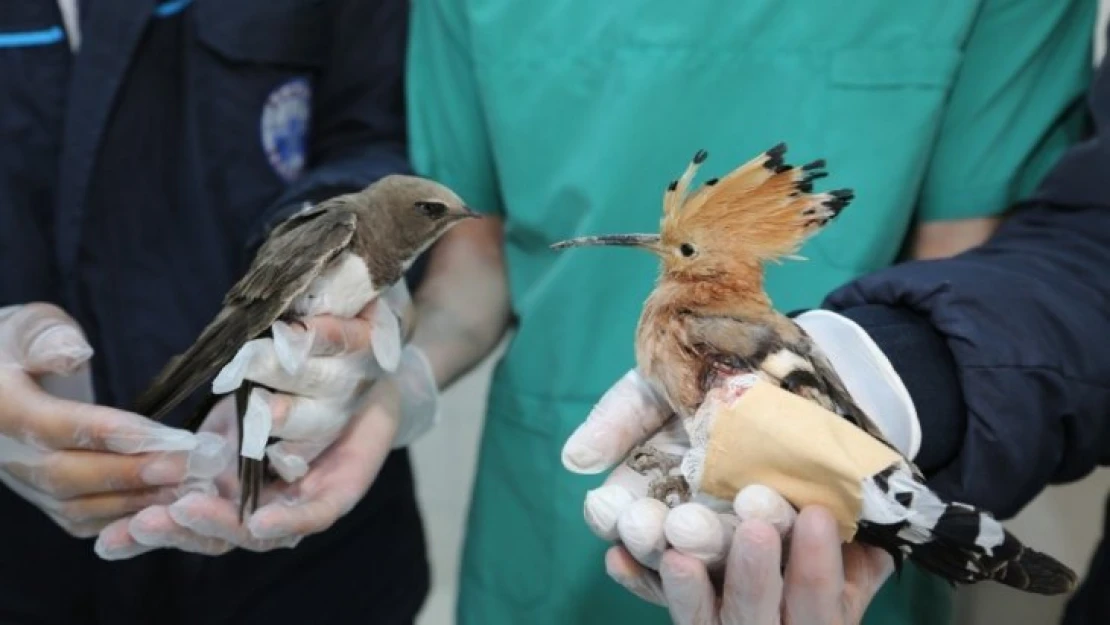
top-left (822, 54), bottom-right (1110, 519)
top-left (243, 0), bottom-right (411, 258)
top-left (827, 202), bottom-right (1110, 519)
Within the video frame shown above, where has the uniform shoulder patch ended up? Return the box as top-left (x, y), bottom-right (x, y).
top-left (260, 78), bottom-right (312, 182)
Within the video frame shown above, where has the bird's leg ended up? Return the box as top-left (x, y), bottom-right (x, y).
top-left (626, 443), bottom-right (683, 475)
top-left (626, 444), bottom-right (691, 508)
top-left (278, 310), bottom-right (309, 332)
top-left (648, 474), bottom-right (692, 508)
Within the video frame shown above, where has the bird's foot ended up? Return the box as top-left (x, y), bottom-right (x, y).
top-left (648, 474), bottom-right (692, 508)
top-left (277, 311), bottom-right (309, 332)
top-left (626, 443), bottom-right (683, 475)
top-left (627, 444), bottom-right (690, 508)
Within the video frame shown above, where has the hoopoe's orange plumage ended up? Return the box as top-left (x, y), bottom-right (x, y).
top-left (658, 143), bottom-right (853, 277)
top-left (553, 142), bottom-right (863, 429)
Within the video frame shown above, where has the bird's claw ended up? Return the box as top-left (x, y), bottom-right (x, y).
top-left (627, 443), bottom-right (683, 475)
top-left (626, 444), bottom-right (690, 508)
top-left (647, 474), bottom-right (692, 508)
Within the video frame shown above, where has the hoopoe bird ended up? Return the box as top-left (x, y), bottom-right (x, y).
top-left (552, 144), bottom-right (1076, 595)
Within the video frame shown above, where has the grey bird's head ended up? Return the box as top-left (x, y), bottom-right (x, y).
top-left (361, 174), bottom-right (481, 251)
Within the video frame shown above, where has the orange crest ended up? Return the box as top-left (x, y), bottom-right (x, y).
top-left (657, 144), bottom-right (853, 275)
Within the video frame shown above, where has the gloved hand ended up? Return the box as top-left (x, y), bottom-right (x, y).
top-left (212, 279), bottom-right (417, 470)
top-left (563, 309), bottom-right (912, 616)
top-left (607, 502), bottom-right (893, 625)
top-left (0, 303), bottom-right (227, 539)
top-left (564, 371), bottom-right (768, 574)
top-left (95, 283), bottom-right (439, 558)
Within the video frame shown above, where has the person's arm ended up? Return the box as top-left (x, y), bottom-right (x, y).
top-left (828, 199), bottom-right (1110, 519)
top-left (410, 218), bottom-right (511, 389)
top-left (242, 0), bottom-right (411, 257)
top-left (906, 0), bottom-right (1093, 261)
top-left (404, 0), bottom-right (514, 387)
top-left (824, 37), bottom-right (1110, 516)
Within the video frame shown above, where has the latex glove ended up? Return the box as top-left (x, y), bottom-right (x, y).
top-left (96, 343), bottom-right (437, 558)
top-left (0, 303), bottom-right (228, 539)
top-left (95, 282), bottom-right (437, 558)
top-left (564, 370), bottom-right (748, 571)
top-left (607, 504), bottom-right (893, 625)
top-left (211, 280), bottom-right (415, 469)
top-left (95, 396), bottom-right (291, 558)
top-left (564, 311), bottom-right (918, 568)
top-left (566, 371), bottom-right (893, 622)
top-left (793, 309), bottom-right (919, 459)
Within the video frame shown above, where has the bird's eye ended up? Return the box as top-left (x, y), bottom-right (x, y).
top-left (415, 201), bottom-right (448, 219)
top-left (679, 243), bottom-right (696, 258)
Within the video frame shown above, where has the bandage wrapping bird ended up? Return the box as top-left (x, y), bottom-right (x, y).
top-left (133, 175), bottom-right (478, 519)
top-left (552, 144), bottom-right (1077, 595)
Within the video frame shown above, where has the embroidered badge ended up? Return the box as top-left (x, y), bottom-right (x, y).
top-left (261, 78), bottom-right (311, 181)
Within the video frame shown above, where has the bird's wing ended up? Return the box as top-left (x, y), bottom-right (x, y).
top-left (227, 206), bottom-right (357, 305)
top-left (684, 313), bottom-right (906, 459)
top-left (133, 209), bottom-right (357, 421)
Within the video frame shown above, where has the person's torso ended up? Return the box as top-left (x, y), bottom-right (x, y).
top-left (0, 0), bottom-right (328, 412)
top-left (446, 0), bottom-right (987, 405)
top-left (0, 3), bottom-right (431, 622)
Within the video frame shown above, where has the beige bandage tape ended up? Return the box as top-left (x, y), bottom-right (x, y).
top-left (698, 379), bottom-right (901, 541)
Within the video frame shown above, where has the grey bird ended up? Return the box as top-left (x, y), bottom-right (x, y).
top-left (133, 174), bottom-right (478, 518)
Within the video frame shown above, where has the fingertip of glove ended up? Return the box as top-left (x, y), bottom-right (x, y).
top-left (561, 442), bottom-right (608, 474)
top-left (26, 325), bottom-right (93, 374)
top-left (584, 485), bottom-right (636, 540)
top-left (664, 504), bottom-right (723, 548)
top-left (266, 445), bottom-right (309, 482)
top-left (617, 498), bottom-right (668, 553)
top-left (734, 484), bottom-right (797, 536)
top-left (186, 432), bottom-right (232, 479)
top-left (272, 320), bottom-right (311, 375)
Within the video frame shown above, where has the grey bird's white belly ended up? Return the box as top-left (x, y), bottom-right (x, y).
top-left (290, 252), bottom-right (380, 318)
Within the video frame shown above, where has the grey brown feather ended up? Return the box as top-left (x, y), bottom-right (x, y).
top-left (684, 313), bottom-right (898, 446)
top-left (134, 209), bottom-right (358, 420)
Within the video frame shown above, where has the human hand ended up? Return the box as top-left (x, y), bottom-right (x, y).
top-left (95, 283), bottom-right (438, 558)
top-left (563, 370), bottom-right (780, 574)
top-left (562, 365), bottom-right (901, 621)
top-left (212, 279), bottom-right (416, 470)
top-left (607, 503), bottom-right (893, 625)
top-left (0, 303), bottom-right (227, 539)
top-left (563, 304), bottom-right (920, 569)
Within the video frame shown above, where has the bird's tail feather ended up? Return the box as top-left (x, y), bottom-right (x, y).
top-left (133, 307), bottom-right (254, 422)
top-left (857, 464), bottom-right (1077, 595)
top-left (234, 380), bottom-right (266, 521)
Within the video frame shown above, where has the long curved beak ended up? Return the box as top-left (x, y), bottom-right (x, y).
top-left (550, 233), bottom-right (662, 253)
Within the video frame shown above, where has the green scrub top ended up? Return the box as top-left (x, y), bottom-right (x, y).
top-left (407, 1), bottom-right (1094, 623)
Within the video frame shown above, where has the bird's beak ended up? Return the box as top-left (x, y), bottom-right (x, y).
top-left (550, 233), bottom-right (662, 254)
top-left (453, 205), bottom-right (483, 220)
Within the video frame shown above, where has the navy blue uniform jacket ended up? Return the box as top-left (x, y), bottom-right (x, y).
top-left (0, 1), bottom-right (427, 623)
top-left (823, 34), bottom-right (1110, 625)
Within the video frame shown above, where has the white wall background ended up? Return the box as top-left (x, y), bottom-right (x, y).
top-left (412, 5), bottom-right (1110, 623)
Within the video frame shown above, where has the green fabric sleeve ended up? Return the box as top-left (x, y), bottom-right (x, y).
top-left (917, 0), bottom-right (1095, 222)
top-left (406, 0), bottom-right (504, 216)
